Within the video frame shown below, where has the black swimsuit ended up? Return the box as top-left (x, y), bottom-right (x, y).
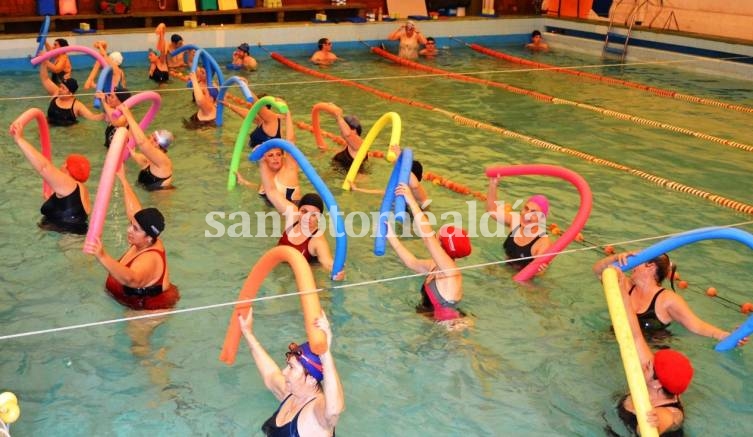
top-left (47, 97), bottom-right (78, 127)
top-left (503, 225), bottom-right (542, 270)
top-left (249, 119), bottom-right (281, 149)
top-left (138, 166), bottom-right (172, 191)
top-left (616, 394), bottom-right (684, 436)
top-left (39, 184), bottom-right (88, 234)
top-left (149, 67), bottom-right (169, 84)
top-left (261, 395), bottom-right (331, 437)
top-left (629, 286), bottom-right (671, 332)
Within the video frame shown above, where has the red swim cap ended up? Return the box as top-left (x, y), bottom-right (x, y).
top-left (438, 225), bottom-right (471, 259)
top-left (65, 154), bottom-right (90, 183)
top-left (654, 349), bottom-right (693, 395)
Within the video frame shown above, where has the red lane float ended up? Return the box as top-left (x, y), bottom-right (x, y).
top-left (84, 127), bottom-right (129, 248)
top-left (13, 108), bottom-right (53, 199)
top-left (485, 164), bottom-right (592, 282)
top-left (219, 245), bottom-right (327, 365)
top-left (311, 102), bottom-right (342, 151)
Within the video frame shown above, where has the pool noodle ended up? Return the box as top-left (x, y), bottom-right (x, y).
top-left (227, 96), bottom-right (288, 190)
top-left (93, 65), bottom-right (114, 109)
top-left (311, 102), bottom-right (341, 150)
top-left (602, 267), bottom-right (659, 437)
top-left (219, 245), bottom-right (327, 365)
top-left (250, 139), bottom-right (347, 280)
top-left (31, 45), bottom-right (108, 68)
top-left (35, 16), bottom-right (50, 57)
top-left (109, 91), bottom-right (163, 159)
top-left (485, 164), bottom-right (592, 282)
top-left (83, 127), bottom-right (129, 248)
top-left (374, 148), bottom-right (413, 256)
top-left (13, 108), bottom-right (53, 199)
top-left (342, 111), bottom-right (401, 190)
top-left (216, 76), bottom-right (255, 127)
top-left (716, 314), bottom-right (753, 352)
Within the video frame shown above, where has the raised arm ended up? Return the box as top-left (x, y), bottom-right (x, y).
top-left (238, 307), bottom-right (288, 400)
top-left (486, 176), bottom-right (512, 225)
top-left (9, 122), bottom-right (78, 196)
top-left (39, 62), bottom-right (59, 96)
top-left (312, 312), bottom-right (345, 429)
top-left (388, 26), bottom-right (405, 41)
top-left (117, 165), bottom-right (143, 220)
top-left (398, 183), bottom-right (456, 273)
top-left (120, 105), bottom-right (171, 170)
top-left (74, 101), bottom-right (105, 122)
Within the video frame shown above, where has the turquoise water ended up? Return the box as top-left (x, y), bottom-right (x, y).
top-left (1, 40), bottom-right (753, 435)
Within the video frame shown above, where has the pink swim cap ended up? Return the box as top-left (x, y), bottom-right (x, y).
top-left (527, 194), bottom-right (549, 217)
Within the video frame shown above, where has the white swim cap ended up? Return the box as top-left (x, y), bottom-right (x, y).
top-left (152, 130), bottom-right (174, 150)
top-left (109, 51), bottom-right (123, 66)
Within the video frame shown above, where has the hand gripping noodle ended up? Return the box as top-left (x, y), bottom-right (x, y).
top-left (216, 76), bottom-right (255, 126)
top-left (13, 108), bottom-right (53, 199)
top-left (375, 148), bottom-right (413, 256)
top-left (227, 96), bottom-right (288, 190)
top-left (610, 226), bottom-right (753, 352)
top-left (250, 139), bottom-right (347, 280)
top-left (31, 45), bottom-right (109, 69)
top-left (601, 268), bottom-right (659, 437)
top-left (485, 164), bottom-right (592, 281)
top-left (219, 246), bottom-right (328, 365)
top-left (311, 102), bottom-right (342, 150)
top-left (109, 91), bottom-right (163, 157)
top-left (83, 127), bottom-right (129, 249)
top-left (342, 111), bottom-right (401, 190)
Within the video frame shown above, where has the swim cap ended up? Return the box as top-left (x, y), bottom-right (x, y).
top-left (171, 34), bottom-right (183, 44)
top-left (298, 193), bottom-right (324, 213)
top-left (109, 51), bottom-right (123, 66)
top-left (134, 207), bottom-right (165, 239)
top-left (152, 129), bottom-right (174, 150)
top-left (62, 77), bottom-right (79, 94)
top-left (527, 194), bottom-right (549, 217)
top-left (237, 43), bottom-right (250, 54)
top-left (114, 87), bottom-right (132, 104)
top-left (438, 225), bottom-right (471, 259)
top-left (55, 38), bottom-right (69, 47)
top-left (65, 154), bottom-right (90, 182)
top-left (343, 115), bottom-right (362, 136)
top-left (296, 342), bottom-right (323, 382)
top-left (654, 349), bottom-right (693, 395)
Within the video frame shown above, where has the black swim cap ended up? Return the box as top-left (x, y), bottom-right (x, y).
top-left (171, 34), bottom-right (183, 44)
top-left (134, 207), bottom-right (165, 239)
top-left (298, 193), bottom-right (324, 213)
top-left (62, 77), bottom-right (78, 94)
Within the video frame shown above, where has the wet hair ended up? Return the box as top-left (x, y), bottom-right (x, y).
top-left (256, 92), bottom-right (273, 109)
top-left (531, 30), bottom-right (542, 38)
top-left (649, 253), bottom-right (677, 289)
top-left (411, 160), bottom-right (423, 182)
top-left (55, 38), bottom-right (69, 47)
top-left (114, 87), bottom-right (132, 104)
top-left (426, 37), bottom-right (436, 44)
top-left (171, 34), bottom-right (183, 44)
top-left (318, 38), bottom-right (329, 50)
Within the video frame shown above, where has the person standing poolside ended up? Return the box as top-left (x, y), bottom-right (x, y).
top-left (486, 177), bottom-right (551, 273)
top-left (232, 43), bottom-right (258, 71)
top-left (419, 37), bottom-right (438, 58)
top-left (594, 252), bottom-right (748, 345)
top-left (311, 38), bottom-right (338, 65)
top-left (525, 30), bottom-right (549, 52)
top-left (9, 121), bottom-right (91, 234)
top-left (84, 166), bottom-right (179, 311)
top-left (387, 184), bottom-right (471, 322)
top-left (238, 307), bottom-right (344, 437)
top-left (388, 21), bottom-right (427, 60)
top-left (40, 63), bottom-right (103, 127)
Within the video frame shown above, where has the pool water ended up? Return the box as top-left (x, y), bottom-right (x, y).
top-left (1, 40), bottom-right (752, 436)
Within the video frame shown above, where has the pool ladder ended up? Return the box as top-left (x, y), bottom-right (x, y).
top-left (602, 0), bottom-right (649, 62)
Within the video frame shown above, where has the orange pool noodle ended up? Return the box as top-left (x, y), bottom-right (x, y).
top-left (219, 246), bottom-right (326, 365)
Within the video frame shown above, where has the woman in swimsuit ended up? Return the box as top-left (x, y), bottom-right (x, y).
top-left (387, 21), bottom-right (427, 60)
top-left (183, 68), bottom-right (217, 129)
top-left (148, 24), bottom-right (170, 85)
top-left (44, 38), bottom-right (72, 85)
top-left (329, 104), bottom-right (364, 173)
top-left (264, 182), bottom-right (342, 280)
top-left (96, 88), bottom-right (131, 149)
top-left (594, 252), bottom-right (744, 344)
top-left (387, 184), bottom-right (471, 322)
top-left (9, 121), bottom-right (91, 234)
top-left (487, 176), bottom-right (551, 273)
top-left (238, 306), bottom-right (344, 437)
top-left (40, 61), bottom-right (103, 127)
top-left (118, 105), bottom-right (174, 191)
top-left (84, 166), bottom-right (179, 311)
top-left (611, 281), bottom-right (693, 436)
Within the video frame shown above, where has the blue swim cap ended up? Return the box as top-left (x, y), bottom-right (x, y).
top-left (289, 342), bottom-right (323, 382)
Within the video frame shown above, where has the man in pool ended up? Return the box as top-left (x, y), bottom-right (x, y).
top-left (525, 30), bottom-right (549, 52)
top-left (311, 38), bottom-right (338, 65)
